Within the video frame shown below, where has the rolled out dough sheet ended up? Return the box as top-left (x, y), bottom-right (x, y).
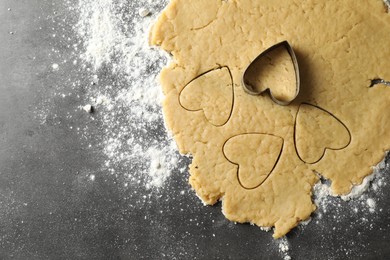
top-left (150, 0), bottom-right (390, 238)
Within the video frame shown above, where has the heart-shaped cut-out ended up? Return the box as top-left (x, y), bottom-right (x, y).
top-left (242, 41), bottom-right (300, 105)
top-left (179, 67), bottom-right (233, 126)
top-left (223, 133), bottom-right (284, 189)
top-left (294, 103), bottom-right (351, 164)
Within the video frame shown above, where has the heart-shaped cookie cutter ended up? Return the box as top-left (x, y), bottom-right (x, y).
top-left (242, 41), bottom-right (300, 106)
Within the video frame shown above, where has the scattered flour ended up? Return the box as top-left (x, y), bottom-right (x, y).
top-left (277, 237), bottom-right (291, 260)
top-left (52, 63), bottom-right (59, 70)
top-left (366, 198), bottom-right (376, 213)
top-left (259, 226), bottom-right (272, 232)
top-left (299, 217), bottom-right (312, 226)
top-left (313, 156), bottom-right (388, 223)
top-left (146, 146), bottom-right (178, 189)
top-left (313, 179), bottom-right (331, 214)
top-left (307, 159), bottom-right (389, 259)
top-left (71, 0), bottom-right (176, 191)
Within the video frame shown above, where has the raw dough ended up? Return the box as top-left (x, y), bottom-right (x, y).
top-left (295, 104), bottom-right (351, 164)
top-left (150, 0), bottom-right (390, 238)
top-left (223, 133), bottom-right (284, 189)
top-left (179, 67), bottom-right (233, 126)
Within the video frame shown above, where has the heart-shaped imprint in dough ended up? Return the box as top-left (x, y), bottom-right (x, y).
top-left (295, 103), bottom-right (351, 164)
top-left (242, 41), bottom-right (299, 105)
top-left (223, 134), bottom-right (284, 189)
top-left (179, 67), bottom-right (233, 126)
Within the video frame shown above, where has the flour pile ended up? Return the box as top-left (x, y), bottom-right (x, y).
top-left (71, 0), bottom-right (178, 190)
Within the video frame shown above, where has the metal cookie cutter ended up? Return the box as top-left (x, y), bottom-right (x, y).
top-left (242, 41), bottom-right (300, 106)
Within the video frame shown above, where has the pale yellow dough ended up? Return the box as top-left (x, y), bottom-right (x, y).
top-left (150, 0), bottom-right (390, 238)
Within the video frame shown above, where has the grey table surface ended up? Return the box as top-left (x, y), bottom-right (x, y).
top-left (1, 0), bottom-right (390, 259)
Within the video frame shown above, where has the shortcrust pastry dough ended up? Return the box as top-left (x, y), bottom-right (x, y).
top-left (151, 0), bottom-right (390, 238)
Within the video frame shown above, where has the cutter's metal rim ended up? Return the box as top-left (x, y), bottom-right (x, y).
top-left (241, 40), bottom-right (301, 106)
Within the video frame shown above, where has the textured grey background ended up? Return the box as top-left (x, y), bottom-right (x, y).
top-left (0, 0), bottom-right (390, 259)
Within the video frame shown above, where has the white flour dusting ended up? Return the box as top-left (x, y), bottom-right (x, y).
top-left (146, 146), bottom-right (178, 189)
top-left (277, 237), bottom-right (291, 260)
top-left (71, 0), bottom-right (176, 191)
top-left (52, 63), bottom-right (59, 71)
top-left (313, 180), bottom-right (331, 214)
top-left (366, 198), bottom-right (376, 213)
top-left (313, 157), bottom-right (388, 224)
